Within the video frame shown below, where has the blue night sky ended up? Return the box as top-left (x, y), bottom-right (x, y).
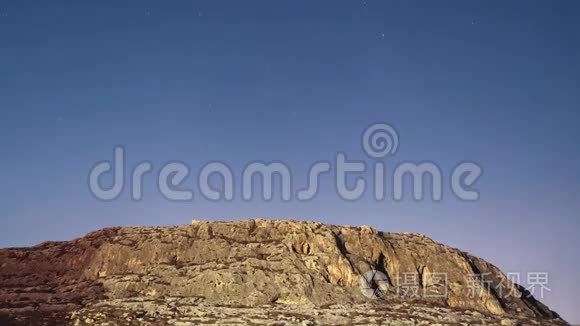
top-left (0, 0), bottom-right (579, 322)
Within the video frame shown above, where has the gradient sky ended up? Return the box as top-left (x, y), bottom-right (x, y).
top-left (1, 0), bottom-right (579, 322)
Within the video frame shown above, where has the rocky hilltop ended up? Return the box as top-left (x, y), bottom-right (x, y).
top-left (0, 219), bottom-right (567, 325)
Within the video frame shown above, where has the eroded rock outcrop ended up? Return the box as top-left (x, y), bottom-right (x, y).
top-left (0, 219), bottom-right (567, 325)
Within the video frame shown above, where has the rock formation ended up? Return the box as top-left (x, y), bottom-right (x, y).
top-left (0, 219), bottom-right (567, 325)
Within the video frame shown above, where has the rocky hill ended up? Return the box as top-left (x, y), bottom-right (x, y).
top-left (0, 219), bottom-right (568, 325)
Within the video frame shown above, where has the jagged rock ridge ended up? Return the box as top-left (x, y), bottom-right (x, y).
top-left (0, 219), bottom-right (567, 325)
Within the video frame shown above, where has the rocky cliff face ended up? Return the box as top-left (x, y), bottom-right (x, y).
top-left (0, 219), bottom-right (567, 325)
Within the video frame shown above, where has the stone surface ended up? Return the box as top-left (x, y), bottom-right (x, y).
top-left (0, 219), bottom-right (568, 325)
